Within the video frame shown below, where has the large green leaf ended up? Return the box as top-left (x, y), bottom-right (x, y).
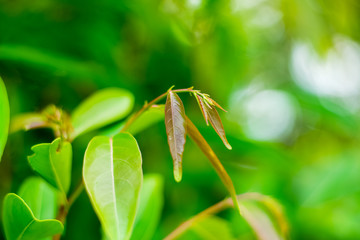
top-left (165, 91), bottom-right (187, 182)
top-left (83, 133), bottom-right (143, 240)
top-left (18, 177), bottom-right (58, 220)
top-left (28, 138), bottom-right (72, 196)
top-left (131, 174), bottom-right (164, 240)
top-left (2, 193), bottom-right (63, 240)
top-left (0, 76), bottom-right (10, 161)
top-left (71, 88), bottom-right (134, 139)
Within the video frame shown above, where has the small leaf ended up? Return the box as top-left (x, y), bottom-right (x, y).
top-left (195, 94), bottom-right (209, 125)
top-left (83, 133), bottom-right (143, 240)
top-left (204, 103), bottom-right (232, 150)
top-left (18, 177), bottom-right (58, 220)
top-left (10, 113), bottom-right (50, 133)
top-left (2, 193), bottom-right (63, 240)
top-left (186, 117), bottom-right (240, 214)
top-left (71, 88), bottom-right (134, 139)
top-left (131, 174), bottom-right (164, 240)
top-left (0, 76), bottom-right (10, 161)
top-left (28, 138), bottom-right (72, 195)
top-left (165, 91), bottom-right (187, 182)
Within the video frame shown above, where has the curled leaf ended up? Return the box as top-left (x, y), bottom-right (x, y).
top-left (10, 113), bottom-right (50, 133)
top-left (165, 91), bottom-right (187, 182)
top-left (195, 94), bottom-right (209, 126)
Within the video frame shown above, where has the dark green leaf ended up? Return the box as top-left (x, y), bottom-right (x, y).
top-left (83, 133), bottom-right (143, 240)
top-left (165, 91), bottom-right (187, 182)
top-left (2, 193), bottom-right (63, 240)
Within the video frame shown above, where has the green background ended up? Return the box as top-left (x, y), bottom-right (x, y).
top-left (1, 0), bottom-right (360, 239)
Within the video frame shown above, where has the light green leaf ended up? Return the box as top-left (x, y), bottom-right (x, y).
top-left (83, 133), bottom-right (143, 240)
top-left (71, 88), bottom-right (134, 139)
top-left (131, 174), bottom-right (164, 240)
top-left (2, 193), bottom-right (63, 240)
top-left (10, 113), bottom-right (50, 133)
top-left (0, 76), bottom-right (10, 161)
top-left (178, 216), bottom-right (236, 240)
top-left (18, 177), bottom-right (58, 220)
top-left (28, 138), bottom-right (72, 195)
top-left (239, 197), bottom-right (288, 240)
top-left (101, 105), bottom-right (165, 137)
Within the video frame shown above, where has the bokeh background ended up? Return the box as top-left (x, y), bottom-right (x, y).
top-left (1, 0), bottom-right (360, 239)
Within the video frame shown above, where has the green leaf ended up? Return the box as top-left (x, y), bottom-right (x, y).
top-left (131, 174), bottom-right (164, 240)
top-left (10, 113), bottom-right (50, 133)
top-left (71, 88), bottom-right (134, 139)
top-left (239, 197), bottom-right (288, 240)
top-left (186, 117), bottom-right (240, 214)
top-left (18, 177), bottom-right (58, 220)
top-left (0, 76), bottom-right (10, 161)
top-left (165, 91), bottom-right (187, 182)
top-left (178, 216), bottom-right (236, 240)
top-left (101, 105), bottom-right (165, 137)
top-left (83, 133), bottom-right (143, 240)
top-left (28, 138), bottom-right (72, 195)
top-left (2, 193), bottom-right (63, 240)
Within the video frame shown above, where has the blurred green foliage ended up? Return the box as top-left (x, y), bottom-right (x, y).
top-left (1, 0), bottom-right (360, 239)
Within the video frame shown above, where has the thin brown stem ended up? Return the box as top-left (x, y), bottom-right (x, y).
top-left (163, 193), bottom-right (266, 240)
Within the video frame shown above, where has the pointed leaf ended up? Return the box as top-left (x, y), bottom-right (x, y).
top-left (0, 76), bottom-right (10, 161)
top-left (83, 133), bottom-right (143, 240)
top-left (186, 117), bottom-right (240, 214)
top-left (2, 193), bottom-right (63, 240)
top-left (18, 177), bottom-right (58, 220)
top-left (195, 94), bottom-right (209, 125)
top-left (165, 91), bottom-right (187, 182)
top-left (71, 88), bottom-right (134, 139)
top-left (28, 138), bottom-right (72, 195)
top-left (131, 174), bottom-right (164, 240)
top-left (205, 103), bottom-right (232, 150)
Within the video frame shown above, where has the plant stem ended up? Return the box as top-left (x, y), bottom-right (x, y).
top-left (120, 87), bottom-right (195, 132)
top-left (163, 193), bottom-right (265, 240)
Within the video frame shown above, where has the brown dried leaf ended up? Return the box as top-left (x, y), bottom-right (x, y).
top-left (186, 117), bottom-right (240, 214)
top-left (165, 91), bottom-right (187, 182)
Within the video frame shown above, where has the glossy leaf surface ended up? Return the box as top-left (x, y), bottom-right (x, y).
top-left (0, 76), bottom-right (10, 161)
top-left (186, 117), bottom-right (240, 214)
top-left (18, 177), bottom-right (58, 220)
top-left (83, 133), bottom-right (143, 240)
top-left (2, 193), bottom-right (63, 240)
top-left (165, 91), bottom-right (187, 182)
top-left (71, 88), bottom-right (134, 139)
top-left (131, 174), bottom-right (164, 240)
top-left (28, 138), bottom-right (72, 195)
